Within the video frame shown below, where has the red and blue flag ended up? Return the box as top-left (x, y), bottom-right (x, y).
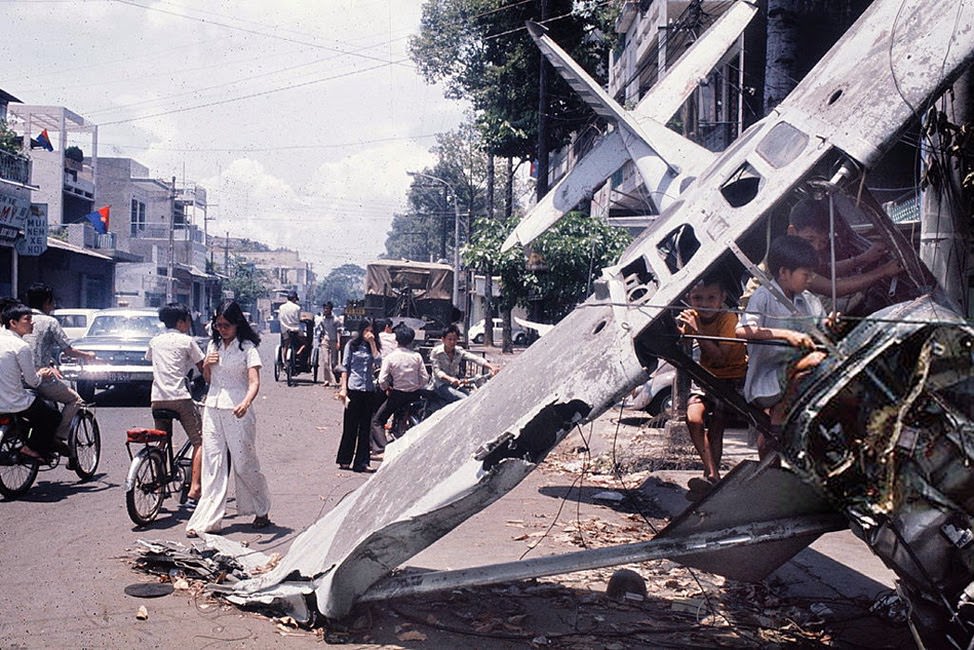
top-left (86, 205), bottom-right (110, 234)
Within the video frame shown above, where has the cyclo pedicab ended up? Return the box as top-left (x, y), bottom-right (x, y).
top-left (274, 314), bottom-right (319, 386)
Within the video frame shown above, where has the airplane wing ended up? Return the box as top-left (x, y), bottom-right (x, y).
top-left (502, 4), bottom-right (756, 251)
top-left (218, 0), bottom-right (974, 628)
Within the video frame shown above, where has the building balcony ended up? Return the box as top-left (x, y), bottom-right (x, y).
top-left (137, 223), bottom-right (205, 243)
top-left (63, 169), bottom-right (95, 200)
top-left (0, 149), bottom-right (31, 185)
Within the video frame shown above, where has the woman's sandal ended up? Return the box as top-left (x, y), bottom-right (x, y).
top-left (253, 515), bottom-right (272, 529)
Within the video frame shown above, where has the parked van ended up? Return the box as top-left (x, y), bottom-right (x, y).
top-left (52, 308), bottom-right (99, 342)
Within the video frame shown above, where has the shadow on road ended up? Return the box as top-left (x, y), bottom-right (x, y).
top-left (538, 484), bottom-right (668, 517)
top-left (12, 473), bottom-right (117, 503)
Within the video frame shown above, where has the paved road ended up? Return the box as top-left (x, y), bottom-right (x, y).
top-left (1, 342), bottom-right (358, 648)
top-left (0, 342), bottom-right (913, 648)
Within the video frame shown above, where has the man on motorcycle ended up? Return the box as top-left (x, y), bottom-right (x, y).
top-left (370, 325), bottom-right (429, 450)
top-left (23, 283), bottom-right (96, 441)
top-left (0, 301), bottom-right (62, 460)
top-left (429, 325), bottom-right (498, 405)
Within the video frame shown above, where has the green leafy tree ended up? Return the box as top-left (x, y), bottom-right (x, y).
top-left (224, 255), bottom-right (269, 314)
top-left (314, 264), bottom-right (365, 307)
top-left (410, 0), bottom-right (617, 161)
top-left (465, 211), bottom-right (631, 324)
top-left (384, 120), bottom-right (499, 262)
top-left (0, 121), bottom-right (21, 155)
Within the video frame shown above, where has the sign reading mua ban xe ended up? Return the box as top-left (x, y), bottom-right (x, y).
top-left (15, 204), bottom-right (48, 256)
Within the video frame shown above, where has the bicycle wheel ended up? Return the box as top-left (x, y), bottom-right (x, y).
top-left (311, 347), bottom-right (319, 384)
top-left (126, 449), bottom-right (166, 526)
top-left (0, 430), bottom-right (39, 498)
top-left (273, 345), bottom-right (282, 382)
top-left (69, 410), bottom-right (101, 481)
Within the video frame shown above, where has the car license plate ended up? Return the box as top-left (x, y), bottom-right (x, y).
top-left (107, 372), bottom-right (128, 383)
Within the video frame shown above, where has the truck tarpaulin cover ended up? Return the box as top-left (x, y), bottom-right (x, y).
top-left (365, 260), bottom-right (452, 301)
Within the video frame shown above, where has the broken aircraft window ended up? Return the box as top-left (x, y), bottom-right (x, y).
top-left (755, 122), bottom-right (809, 169)
top-left (720, 162), bottom-right (762, 207)
top-left (619, 255), bottom-right (658, 303)
top-left (656, 224), bottom-right (701, 274)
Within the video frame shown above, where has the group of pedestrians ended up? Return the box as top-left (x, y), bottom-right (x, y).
top-left (331, 316), bottom-right (498, 474)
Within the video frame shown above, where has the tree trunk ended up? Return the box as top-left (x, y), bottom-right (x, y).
top-left (485, 153), bottom-right (495, 347)
top-left (503, 156), bottom-right (514, 353)
top-left (764, 0), bottom-right (801, 114)
top-left (536, 0), bottom-right (550, 200)
top-left (920, 71), bottom-right (973, 312)
top-left (505, 158), bottom-right (514, 220)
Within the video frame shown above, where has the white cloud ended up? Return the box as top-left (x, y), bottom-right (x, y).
top-left (6, 1), bottom-right (467, 277)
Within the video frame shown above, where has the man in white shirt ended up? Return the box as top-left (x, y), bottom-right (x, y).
top-left (0, 302), bottom-right (62, 459)
top-left (370, 325), bottom-right (429, 450)
top-left (313, 302), bottom-right (341, 386)
top-left (146, 303), bottom-right (205, 500)
top-left (278, 291), bottom-right (305, 361)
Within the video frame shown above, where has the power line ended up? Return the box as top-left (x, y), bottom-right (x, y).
top-left (96, 59), bottom-right (404, 126)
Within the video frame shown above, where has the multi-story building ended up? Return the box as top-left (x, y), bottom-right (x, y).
top-left (7, 104), bottom-right (99, 228)
top-left (214, 240), bottom-right (316, 326)
top-left (96, 157), bottom-right (218, 315)
top-left (2, 100), bottom-right (114, 305)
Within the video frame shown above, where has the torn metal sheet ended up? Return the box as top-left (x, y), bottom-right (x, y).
top-left (654, 460), bottom-right (840, 582)
top-left (211, 2), bottom-right (974, 643)
top-left (357, 511), bottom-right (845, 604)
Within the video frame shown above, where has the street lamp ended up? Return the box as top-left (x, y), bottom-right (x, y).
top-left (407, 171), bottom-right (461, 307)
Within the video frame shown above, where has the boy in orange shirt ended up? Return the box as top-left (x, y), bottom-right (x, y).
top-left (676, 275), bottom-right (748, 493)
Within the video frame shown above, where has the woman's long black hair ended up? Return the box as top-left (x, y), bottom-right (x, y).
top-left (349, 317), bottom-right (380, 353)
top-left (211, 300), bottom-right (261, 350)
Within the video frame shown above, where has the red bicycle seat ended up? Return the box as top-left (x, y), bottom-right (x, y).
top-left (126, 428), bottom-right (168, 444)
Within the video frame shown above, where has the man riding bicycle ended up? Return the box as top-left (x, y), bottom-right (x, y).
top-left (278, 291), bottom-right (306, 362)
top-left (0, 301), bottom-right (62, 460)
top-left (146, 303), bottom-right (205, 501)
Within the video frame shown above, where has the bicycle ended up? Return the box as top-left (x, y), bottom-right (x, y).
top-left (0, 401), bottom-right (101, 498)
top-left (124, 407), bottom-right (194, 526)
top-left (387, 374), bottom-right (493, 441)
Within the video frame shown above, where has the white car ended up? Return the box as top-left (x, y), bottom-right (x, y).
top-left (468, 318), bottom-right (528, 345)
top-left (52, 308), bottom-right (99, 342)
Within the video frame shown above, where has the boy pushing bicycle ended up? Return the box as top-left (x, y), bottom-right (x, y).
top-left (146, 303), bottom-right (205, 502)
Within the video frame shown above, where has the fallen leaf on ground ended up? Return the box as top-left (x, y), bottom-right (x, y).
top-left (135, 605), bottom-right (148, 620)
top-left (397, 630), bottom-right (427, 641)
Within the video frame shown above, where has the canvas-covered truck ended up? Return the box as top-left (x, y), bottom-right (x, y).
top-left (343, 260), bottom-right (457, 342)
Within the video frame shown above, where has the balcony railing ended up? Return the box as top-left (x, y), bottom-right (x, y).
top-left (137, 223), bottom-right (205, 243)
top-left (0, 149), bottom-right (31, 185)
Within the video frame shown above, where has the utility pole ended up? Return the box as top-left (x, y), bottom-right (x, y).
top-left (224, 231), bottom-right (230, 276)
top-left (166, 175), bottom-right (176, 303)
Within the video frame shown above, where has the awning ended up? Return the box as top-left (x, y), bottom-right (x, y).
top-left (46, 237), bottom-right (113, 260)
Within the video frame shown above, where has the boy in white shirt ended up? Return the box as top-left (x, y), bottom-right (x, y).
top-left (146, 303), bottom-right (205, 500)
top-left (737, 235), bottom-right (828, 458)
top-left (370, 325), bottom-right (429, 449)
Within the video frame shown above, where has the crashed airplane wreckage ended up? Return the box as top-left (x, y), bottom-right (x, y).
top-left (193, 1), bottom-right (974, 646)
